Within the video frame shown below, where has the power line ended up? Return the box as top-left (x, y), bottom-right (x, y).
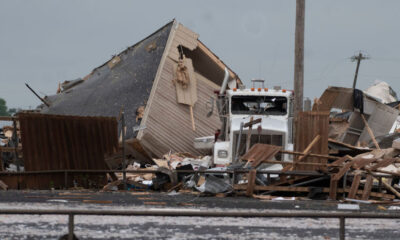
top-left (350, 51), bottom-right (369, 89)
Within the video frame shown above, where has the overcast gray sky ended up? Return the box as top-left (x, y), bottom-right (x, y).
top-left (1, 0), bottom-right (400, 109)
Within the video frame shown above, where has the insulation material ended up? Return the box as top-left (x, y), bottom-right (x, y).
top-left (364, 80), bottom-right (398, 104)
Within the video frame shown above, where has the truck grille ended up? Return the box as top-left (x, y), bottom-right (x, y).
top-left (233, 133), bottom-right (283, 160)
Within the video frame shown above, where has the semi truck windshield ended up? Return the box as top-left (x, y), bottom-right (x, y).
top-left (231, 96), bottom-right (287, 115)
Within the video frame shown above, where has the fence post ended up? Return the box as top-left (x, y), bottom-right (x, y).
top-left (339, 216), bottom-right (345, 240)
top-left (64, 171), bottom-right (68, 189)
top-left (68, 213), bottom-right (74, 240)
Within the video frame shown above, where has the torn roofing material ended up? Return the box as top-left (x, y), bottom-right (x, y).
top-left (41, 21), bottom-right (174, 139)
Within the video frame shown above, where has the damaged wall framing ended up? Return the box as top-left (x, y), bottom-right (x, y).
top-left (314, 87), bottom-right (400, 146)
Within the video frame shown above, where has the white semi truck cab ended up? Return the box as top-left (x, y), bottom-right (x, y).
top-left (213, 79), bottom-right (294, 165)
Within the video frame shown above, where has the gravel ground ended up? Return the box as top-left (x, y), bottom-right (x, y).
top-left (0, 190), bottom-right (399, 239)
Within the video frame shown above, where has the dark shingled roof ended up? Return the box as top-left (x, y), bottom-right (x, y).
top-left (41, 21), bottom-right (173, 138)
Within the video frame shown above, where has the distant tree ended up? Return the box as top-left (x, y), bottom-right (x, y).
top-left (7, 108), bottom-right (20, 116)
top-left (0, 98), bottom-right (10, 116)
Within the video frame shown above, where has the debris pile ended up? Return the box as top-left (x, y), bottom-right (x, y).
top-left (98, 82), bottom-right (400, 204)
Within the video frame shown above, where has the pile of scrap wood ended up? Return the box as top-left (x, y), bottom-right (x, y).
top-left (103, 152), bottom-right (214, 192)
top-left (234, 142), bottom-right (400, 203)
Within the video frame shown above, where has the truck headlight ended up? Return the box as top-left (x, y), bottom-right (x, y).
top-left (217, 150), bottom-right (228, 158)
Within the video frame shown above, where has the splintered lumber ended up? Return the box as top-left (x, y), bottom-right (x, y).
top-left (262, 160), bottom-right (342, 167)
top-left (243, 118), bottom-right (261, 128)
top-left (280, 134), bottom-right (321, 179)
top-left (329, 177), bottom-right (338, 200)
top-left (293, 134), bottom-right (321, 168)
top-left (368, 158), bottom-right (397, 171)
top-left (352, 158), bottom-right (377, 170)
top-left (368, 170), bottom-right (400, 199)
top-left (241, 144), bottom-right (281, 168)
top-left (328, 138), bottom-right (371, 152)
top-left (348, 171), bottom-right (362, 199)
top-left (0, 180), bottom-right (8, 190)
top-left (330, 155), bottom-right (350, 166)
top-left (0, 116), bottom-right (16, 121)
top-left (279, 150), bottom-right (339, 160)
top-left (361, 174), bottom-right (374, 200)
top-left (378, 179), bottom-right (400, 199)
top-left (245, 116), bottom-right (254, 152)
top-left (246, 169), bottom-right (257, 197)
top-left (361, 114), bottom-right (380, 150)
top-left (0, 146), bottom-right (22, 153)
top-left (332, 158), bottom-right (354, 181)
top-left (233, 184), bottom-right (395, 199)
top-left (268, 176), bottom-right (310, 186)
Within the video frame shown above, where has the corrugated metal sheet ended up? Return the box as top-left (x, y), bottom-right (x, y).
top-left (19, 113), bottom-right (118, 171)
top-left (294, 111), bottom-right (329, 171)
top-left (3, 113), bottom-right (118, 189)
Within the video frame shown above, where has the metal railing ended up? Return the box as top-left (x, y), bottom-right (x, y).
top-left (1, 209), bottom-right (400, 240)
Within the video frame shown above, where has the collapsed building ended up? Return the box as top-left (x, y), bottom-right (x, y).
top-left (0, 20), bottom-right (243, 189)
top-left (1, 19), bottom-right (400, 204)
top-left (40, 20), bottom-right (241, 160)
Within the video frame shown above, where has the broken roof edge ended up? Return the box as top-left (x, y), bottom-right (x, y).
top-left (136, 20), bottom-right (242, 140)
top-left (196, 39), bottom-right (242, 85)
top-left (314, 86), bottom-right (400, 112)
top-left (135, 20), bottom-right (179, 141)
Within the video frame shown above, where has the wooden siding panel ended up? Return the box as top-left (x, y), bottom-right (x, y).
top-left (168, 26), bottom-right (198, 62)
top-left (141, 57), bottom-right (221, 157)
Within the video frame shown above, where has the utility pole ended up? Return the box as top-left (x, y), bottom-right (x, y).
top-left (293, 0), bottom-right (305, 116)
top-left (351, 52), bottom-right (369, 89)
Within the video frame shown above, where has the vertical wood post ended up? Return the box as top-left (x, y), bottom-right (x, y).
top-left (293, 0), bottom-right (305, 117)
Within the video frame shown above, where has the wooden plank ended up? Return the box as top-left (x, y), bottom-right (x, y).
top-left (0, 116), bottom-right (16, 121)
top-left (293, 134), bottom-right (320, 168)
top-left (329, 177), bottom-right (338, 200)
top-left (243, 118), bottom-right (262, 128)
top-left (352, 158), bottom-right (377, 170)
top-left (279, 150), bottom-right (339, 160)
top-left (263, 160), bottom-right (341, 167)
top-left (361, 174), bottom-right (373, 200)
top-left (268, 176), bottom-right (309, 186)
top-left (246, 169), bottom-right (257, 197)
top-left (241, 144), bottom-right (281, 168)
top-left (348, 172), bottom-right (362, 199)
top-left (332, 160), bottom-right (354, 181)
top-left (368, 158), bottom-right (397, 171)
top-left (330, 155), bottom-right (350, 166)
top-left (368, 170), bottom-right (400, 199)
top-left (0, 146), bottom-right (22, 153)
top-left (245, 117), bottom-right (254, 153)
top-left (361, 114), bottom-right (380, 149)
